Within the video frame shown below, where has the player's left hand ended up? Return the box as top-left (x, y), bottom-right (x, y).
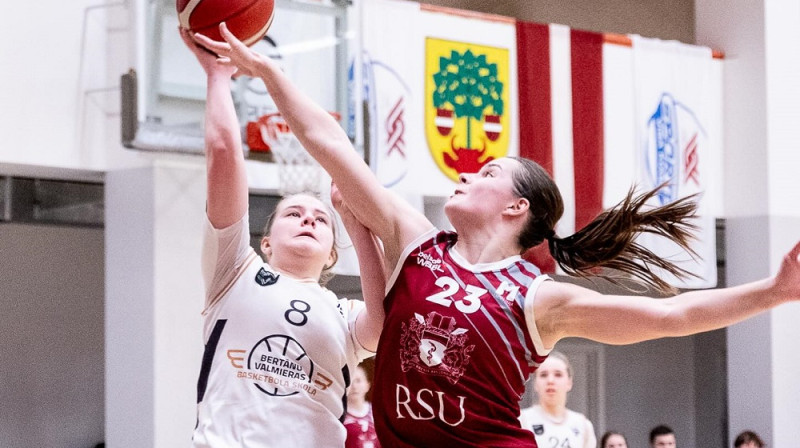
top-left (193, 22), bottom-right (269, 79)
top-left (179, 27), bottom-right (237, 78)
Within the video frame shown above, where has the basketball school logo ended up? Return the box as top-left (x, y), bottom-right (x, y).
top-left (246, 335), bottom-right (315, 397)
top-left (399, 311), bottom-right (475, 384)
top-left (425, 38), bottom-right (510, 181)
top-left (229, 333), bottom-right (329, 398)
top-left (642, 93), bottom-right (706, 205)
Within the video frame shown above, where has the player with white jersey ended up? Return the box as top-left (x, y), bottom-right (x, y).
top-left (180, 28), bottom-right (386, 447)
top-left (519, 352), bottom-right (596, 448)
top-left (198, 21), bottom-right (800, 448)
top-left (519, 406), bottom-right (595, 448)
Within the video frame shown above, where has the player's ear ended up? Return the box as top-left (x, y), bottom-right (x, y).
top-left (260, 236), bottom-right (272, 260)
top-left (324, 247), bottom-right (338, 270)
top-left (503, 197), bottom-right (529, 218)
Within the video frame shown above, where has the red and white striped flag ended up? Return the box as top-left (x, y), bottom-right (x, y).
top-left (517, 22), bottom-right (605, 274)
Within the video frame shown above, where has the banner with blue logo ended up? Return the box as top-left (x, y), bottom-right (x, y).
top-left (632, 36), bottom-right (721, 288)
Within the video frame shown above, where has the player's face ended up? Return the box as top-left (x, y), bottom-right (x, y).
top-left (604, 434), bottom-right (628, 448)
top-left (444, 157), bottom-right (521, 226)
top-left (652, 434), bottom-right (676, 448)
top-left (347, 367), bottom-right (370, 399)
top-left (265, 195), bottom-right (335, 268)
top-left (533, 357), bottom-right (572, 407)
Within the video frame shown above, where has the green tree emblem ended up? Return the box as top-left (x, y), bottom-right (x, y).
top-left (432, 49), bottom-right (505, 149)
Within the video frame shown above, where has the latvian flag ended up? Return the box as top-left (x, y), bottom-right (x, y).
top-left (516, 21), bottom-right (719, 289)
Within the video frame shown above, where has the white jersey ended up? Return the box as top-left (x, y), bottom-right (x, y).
top-left (193, 213), bottom-right (372, 447)
top-left (519, 405), bottom-right (597, 448)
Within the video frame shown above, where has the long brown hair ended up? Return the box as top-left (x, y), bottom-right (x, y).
top-left (511, 157), bottom-right (699, 294)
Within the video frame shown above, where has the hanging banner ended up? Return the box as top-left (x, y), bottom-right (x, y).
top-left (358, 0), bottom-right (518, 196)
top-left (632, 36), bottom-right (718, 288)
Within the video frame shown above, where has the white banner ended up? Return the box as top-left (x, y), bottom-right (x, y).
top-left (632, 36), bottom-right (719, 288)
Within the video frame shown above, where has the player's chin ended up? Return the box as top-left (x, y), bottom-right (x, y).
top-left (443, 195), bottom-right (462, 211)
top-left (286, 238), bottom-right (321, 253)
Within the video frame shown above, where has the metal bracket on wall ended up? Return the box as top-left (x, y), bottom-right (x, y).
top-left (0, 176), bottom-right (104, 228)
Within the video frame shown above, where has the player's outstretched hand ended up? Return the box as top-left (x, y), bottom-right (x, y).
top-left (193, 22), bottom-right (269, 79)
top-left (178, 27), bottom-right (237, 78)
top-left (773, 240), bottom-right (800, 304)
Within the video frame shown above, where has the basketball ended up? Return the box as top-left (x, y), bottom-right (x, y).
top-left (177, 0), bottom-right (275, 47)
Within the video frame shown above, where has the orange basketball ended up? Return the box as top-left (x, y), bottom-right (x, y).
top-left (177, 0), bottom-right (275, 47)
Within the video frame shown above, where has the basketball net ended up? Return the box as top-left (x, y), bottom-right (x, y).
top-left (257, 113), bottom-right (324, 196)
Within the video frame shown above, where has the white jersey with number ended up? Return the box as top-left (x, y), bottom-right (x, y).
top-left (519, 405), bottom-right (597, 448)
top-left (192, 213), bottom-right (372, 447)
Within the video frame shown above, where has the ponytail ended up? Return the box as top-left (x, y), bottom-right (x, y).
top-left (512, 157), bottom-right (700, 294)
top-left (548, 186), bottom-right (699, 294)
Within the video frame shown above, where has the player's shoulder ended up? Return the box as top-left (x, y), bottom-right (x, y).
top-left (566, 408), bottom-right (592, 425)
top-left (416, 229), bottom-right (456, 251)
top-left (520, 404), bottom-right (544, 418)
top-left (336, 295), bottom-right (366, 315)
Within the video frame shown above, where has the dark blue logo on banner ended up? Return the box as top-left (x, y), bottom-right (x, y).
top-left (643, 93), bottom-right (706, 205)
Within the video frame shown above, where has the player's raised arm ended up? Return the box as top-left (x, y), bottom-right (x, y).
top-left (192, 23), bottom-right (434, 268)
top-left (332, 183), bottom-right (386, 351)
top-left (533, 240), bottom-right (800, 348)
top-left (179, 28), bottom-right (248, 229)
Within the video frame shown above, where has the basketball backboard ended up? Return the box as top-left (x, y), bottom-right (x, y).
top-left (122, 0), bottom-right (352, 157)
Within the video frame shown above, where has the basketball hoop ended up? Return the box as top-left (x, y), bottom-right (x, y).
top-left (256, 112), bottom-right (338, 196)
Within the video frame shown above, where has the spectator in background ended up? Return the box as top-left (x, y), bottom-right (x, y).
top-left (601, 431), bottom-right (628, 448)
top-left (345, 363), bottom-right (381, 448)
top-left (734, 430), bottom-right (765, 448)
top-left (519, 351), bottom-right (597, 448)
top-left (649, 425), bottom-right (676, 448)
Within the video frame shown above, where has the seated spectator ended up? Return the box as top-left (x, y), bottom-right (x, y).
top-left (649, 425), bottom-right (676, 448)
top-left (601, 431), bottom-right (628, 448)
top-left (734, 430), bottom-right (765, 448)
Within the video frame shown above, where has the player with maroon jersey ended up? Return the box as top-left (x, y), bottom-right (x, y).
top-left (344, 364), bottom-right (381, 448)
top-left (195, 24), bottom-right (800, 447)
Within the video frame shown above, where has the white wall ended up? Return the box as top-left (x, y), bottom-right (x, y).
top-left (0, 223), bottom-right (105, 448)
top-left (0, 1), bottom-right (145, 173)
top-left (696, 1), bottom-right (800, 446)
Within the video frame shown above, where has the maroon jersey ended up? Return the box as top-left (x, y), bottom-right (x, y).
top-left (344, 405), bottom-right (381, 448)
top-left (373, 230), bottom-right (551, 447)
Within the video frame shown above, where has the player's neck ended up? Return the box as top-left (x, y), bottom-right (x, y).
top-left (452, 214), bottom-right (523, 264)
top-left (540, 402), bottom-right (567, 423)
top-left (451, 233), bottom-right (520, 265)
top-left (347, 398), bottom-right (370, 416)
top-left (271, 257), bottom-right (323, 282)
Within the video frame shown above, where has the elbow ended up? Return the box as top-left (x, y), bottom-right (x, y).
top-left (205, 132), bottom-right (239, 158)
top-left (655, 307), bottom-right (694, 338)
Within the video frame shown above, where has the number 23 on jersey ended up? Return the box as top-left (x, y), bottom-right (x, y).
top-left (425, 276), bottom-right (520, 314)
